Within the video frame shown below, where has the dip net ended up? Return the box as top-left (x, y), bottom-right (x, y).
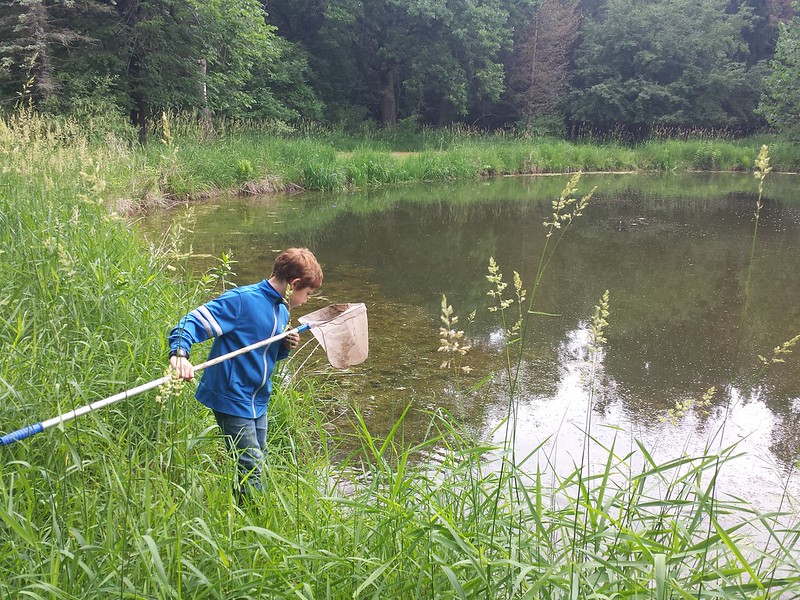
top-left (298, 303), bottom-right (368, 369)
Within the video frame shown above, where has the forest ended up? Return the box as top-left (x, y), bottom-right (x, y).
top-left (1, 0), bottom-right (799, 141)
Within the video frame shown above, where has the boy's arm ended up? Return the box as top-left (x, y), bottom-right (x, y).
top-left (167, 292), bottom-right (242, 381)
top-left (276, 305), bottom-right (294, 361)
top-left (278, 330), bottom-right (299, 361)
top-left (168, 290), bottom-right (243, 358)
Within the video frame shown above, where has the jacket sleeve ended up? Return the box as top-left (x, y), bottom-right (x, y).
top-left (168, 289), bottom-right (243, 354)
top-left (275, 305), bottom-right (291, 362)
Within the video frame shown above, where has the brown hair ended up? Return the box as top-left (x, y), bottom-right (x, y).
top-left (271, 247), bottom-right (323, 290)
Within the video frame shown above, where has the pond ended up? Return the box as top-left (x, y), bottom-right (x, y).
top-left (139, 172), bottom-right (800, 511)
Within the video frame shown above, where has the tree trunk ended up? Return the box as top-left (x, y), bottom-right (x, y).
top-left (134, 97), bottom-right (148, 144)
top-left (196, 58), bottom-right (214, 136)
top-left (28, 1), bottom-right (56, 102)
top-left (380, 67), bottom-right (397, 125)
top-left (116, 0), bottom-right (149, 142)
top-left (527, 12), bottom-right (540, 127)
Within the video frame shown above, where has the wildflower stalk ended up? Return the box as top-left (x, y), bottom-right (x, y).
top-left (570, 291), bottom-right (610, 572)
top-left (582, 290), bottom-right (610, 472)
top-left (485, 174), bottom-right (594, 595)
top-left (723, 150), bottom-right (799, 597)
top-left (486, 257), bottom-right (522, 394)
top-left (514, 176), bottom-right (594, 437)
top-left (699, 145), bottom-right (771, 599)
top-left (437, 294), bottom-right (473, 377)
top-left (738, 146), bottom-right (770, 365)
top-left (756, 330), bottom-right (800, 596)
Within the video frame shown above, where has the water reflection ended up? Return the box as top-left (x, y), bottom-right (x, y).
top-left (138, 173), bottom-right (800, 509)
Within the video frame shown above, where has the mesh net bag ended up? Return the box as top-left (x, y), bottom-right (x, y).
top-left (298, 303), bottom-right (368, 369)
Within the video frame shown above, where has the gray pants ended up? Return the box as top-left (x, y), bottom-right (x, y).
top-left (213, 410), bottom-right (267, 494)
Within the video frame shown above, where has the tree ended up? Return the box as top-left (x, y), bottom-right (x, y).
top-left (244, 37), bottom-right (325, 122)
top-left (758, 3), bottom-right (800, 133)
top-left (568, 0), bottom-right (762, 133)
top-left (0, 0), bottom-right (306, 138)
top-left (112, 0), bottom-right (279, 138)
top-left (508, 0), bottom-right (581, 128)
top-left (0, 0), bottom-right (94, 108)
top-left (269, 0), bottom-right (514, 126)
top-left (53, 0), bottom-right (285, 139)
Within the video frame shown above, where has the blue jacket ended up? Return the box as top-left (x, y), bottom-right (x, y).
top-left (169, 280), bottom-right (291, 418)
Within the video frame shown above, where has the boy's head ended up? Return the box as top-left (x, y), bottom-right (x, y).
top-left (272, 247), bottom-right (323, 307)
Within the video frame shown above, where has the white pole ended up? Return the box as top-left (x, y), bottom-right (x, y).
top-left (1, 324), bottom-right (310, 446)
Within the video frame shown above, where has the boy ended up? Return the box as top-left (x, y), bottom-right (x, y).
top-left (168, 247), bottom-right (323, 494)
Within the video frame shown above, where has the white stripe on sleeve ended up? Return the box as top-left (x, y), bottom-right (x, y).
top-left (197, 305), bottom-right (223, 337)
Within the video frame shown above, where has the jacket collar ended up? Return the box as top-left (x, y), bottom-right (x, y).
top-left (260, 279), bottom-right (288, 307)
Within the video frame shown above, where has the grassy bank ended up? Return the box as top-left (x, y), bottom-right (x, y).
top-left (5, 111), bottom-right (799, 211)
top-left (1, 111), bottom-right (800, 597)
top-left (149, 118), bottom-right (800, 197)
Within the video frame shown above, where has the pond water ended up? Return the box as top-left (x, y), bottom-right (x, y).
top-left (139, 172), bottom-right (800, 511)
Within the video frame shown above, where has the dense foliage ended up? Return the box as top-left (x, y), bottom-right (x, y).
top-left (759, 3), bottom-right (800, 134)
top-left (568, 0), bottom-right (761, 130)
top-left (0, 0), bottom-right (797, 136)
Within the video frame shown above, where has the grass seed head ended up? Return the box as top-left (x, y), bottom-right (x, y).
top-left (759, 333), bottom-right (800, 365)
top-left (589, 290), bottom-right (610, 351)
top-left (661, 386), bottom-right (716, 425)
top-left (438, 294), bottom-right (471, 371)
top-left (543, 173), bottom-right (596, 237)
top-left (154, 365), bottom-right (185, 406)
top-left (753, 145), bottom-right (772, 182)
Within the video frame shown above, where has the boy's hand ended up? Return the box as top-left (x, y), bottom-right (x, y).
top-left (170, 356), bottom-right (195, 380)
top-left (284, 331), bottom-right (300, 351)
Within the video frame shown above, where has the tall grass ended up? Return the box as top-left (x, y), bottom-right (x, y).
top-left (149, 117), bottom-right (800, 198)
top-left (6, 110), bottom-right (798, 211)
top-left (1, 110), bottom-right (800, 598)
